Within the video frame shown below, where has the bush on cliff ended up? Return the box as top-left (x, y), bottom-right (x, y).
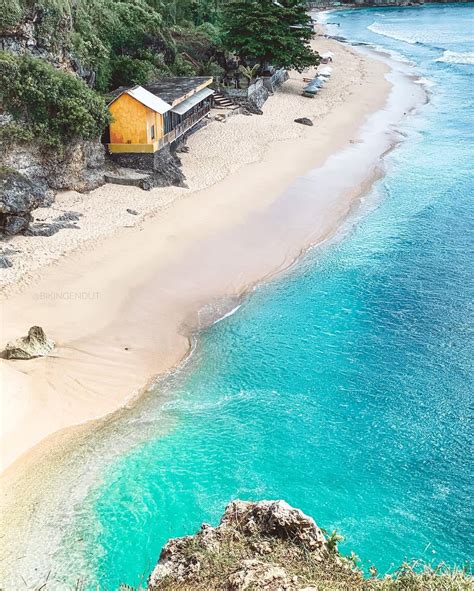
top-left (0, 0), bottom-right (22, 29)
top-left (0, 51), bottom-right (110, 147)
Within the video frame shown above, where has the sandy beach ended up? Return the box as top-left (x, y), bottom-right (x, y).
top-left (0, 34), bottom-right (424, 479)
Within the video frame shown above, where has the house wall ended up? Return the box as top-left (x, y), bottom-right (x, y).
top-left (146, 110), bottom-right (165, 143)
top-left (109, 94), bottom-right (150, 145)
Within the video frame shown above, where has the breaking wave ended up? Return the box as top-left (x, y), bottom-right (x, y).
top-left (435, 50), bottom-right (474, 66)
top-left (367, 21), bottom-right (467, 51)
top-left (368, 21), bottom-right (419, 45)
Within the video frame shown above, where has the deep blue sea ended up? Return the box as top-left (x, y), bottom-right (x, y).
top-left (50, 5), bottom-right (474, 589)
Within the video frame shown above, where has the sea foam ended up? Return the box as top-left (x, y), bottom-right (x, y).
top-left (435, 50), bottom-right (474, 66)
top-left (368, 21), bottom-right (467, 50)
top-left (368, 21), bottom-right (419, 45)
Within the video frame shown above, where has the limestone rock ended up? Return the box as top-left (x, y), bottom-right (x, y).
top-left (45, 140), bottom-right (106, 192)
top-left (1, 137), bottom-right (106, 195)
top-left (294, 118), bottom-right (314, 127)
top-left (0, 5), bottom-right (93, 82)
top-left (149, 535), bottom-right (201, 584)
top-left (0, 169), bottom-right (53, 235)
top-left (221, 500), bottom-right (328, 554)
top-left (148, 500), bottom-right (329, 590)
top-left (0, 136), bottom-right (106, 234)
top-left (227, 559), bottom-right (292, 591)
top-left (4, 326), bottom-right (55, 360)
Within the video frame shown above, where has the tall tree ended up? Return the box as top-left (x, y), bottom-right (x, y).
top-left (222, 0), bottom-right (319, 72)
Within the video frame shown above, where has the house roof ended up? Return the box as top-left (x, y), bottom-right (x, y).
top-left (127, 87), bottom-right (172, 114)
top-left (171, 87), bottom-right (214, 116)
top-left (144, 77), bottom-right (213, 105)
top-left (108, 86), bottom-right (172, 114)
top-left (108, 76), bottom-right (213, 114)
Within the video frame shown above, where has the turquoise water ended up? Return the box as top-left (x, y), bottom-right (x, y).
top-left (57, 5), bottom-right (473, 589)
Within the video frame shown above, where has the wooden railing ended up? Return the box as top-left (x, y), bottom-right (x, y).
top-left (160, 106), bottom-right (210, 148)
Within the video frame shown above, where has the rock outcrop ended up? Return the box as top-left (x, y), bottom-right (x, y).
top-left (3, 326), bottom-right (55, 359)
top-left (0, 168), bottom-right (54, 235)
top-left (227, 559), bottom-right (292, 590)
top-left (110, 145), bottom-right (187, 190)
top-left (146, 500), bottom-right (473, 590)
top-left (0, 138), bottom-right (105, 234)
top-left (242, 85), bottom-right (270, 115)
top-left (148, 500), bottom-right (339, 591)
top-left (0, 3), bottom-right (94, 83)
top-left (1, 139), bottom-right (106, 193)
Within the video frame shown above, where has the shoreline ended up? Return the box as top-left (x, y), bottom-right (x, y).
top-left (0, 36), bottom-right (425, 479)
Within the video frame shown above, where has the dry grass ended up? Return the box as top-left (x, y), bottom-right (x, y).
top-left (148, 532), bottom-right (473, 591)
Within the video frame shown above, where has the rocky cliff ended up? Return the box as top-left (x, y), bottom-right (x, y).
top-left (0, 2), bottom-right (106, 235)
top-left (0, 134), bottom-right (105, 235)
top-left (0, 1), bottom-right (94, 82)
top-left (147, 500), bottom-right (473, 591)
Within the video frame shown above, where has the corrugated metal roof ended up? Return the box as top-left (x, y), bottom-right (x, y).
top-left (145, 77), bottom-right (213, 105)
top-left (127, 86), bottom-right (172, 114)
top-left (171, 88), bottom-right (214, 116)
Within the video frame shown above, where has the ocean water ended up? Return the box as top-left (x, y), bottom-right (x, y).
top-left (26, 5), bottom-right (474, 590)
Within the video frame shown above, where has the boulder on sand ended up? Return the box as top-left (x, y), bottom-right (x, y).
top-left (294, 117), bottom-right (313, 126)
top-left (0, 169), bottom-right (53, 235)
top-left (3, 326), bottom-right (55, 359)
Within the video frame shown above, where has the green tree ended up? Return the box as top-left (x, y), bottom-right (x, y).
top-left (222, 0), bottom-right (319, 72)
top-left (110, 55), bottom-right (157, 87)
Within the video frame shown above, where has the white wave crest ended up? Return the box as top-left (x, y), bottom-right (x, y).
top-left (368, 21), bottom-right (468, 49)
top-left (414, 77), bottom-right (437, 88)
top-left (435, 50), bottom-right (474, 65)
top-left (368, 21), bottom-right (418, 45)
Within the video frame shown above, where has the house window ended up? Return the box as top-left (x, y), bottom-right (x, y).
top-left (151, 125), bottom-right (155, 140)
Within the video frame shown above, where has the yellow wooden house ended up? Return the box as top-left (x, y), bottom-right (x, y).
top-left (107, 76), bottom-right (214, 154)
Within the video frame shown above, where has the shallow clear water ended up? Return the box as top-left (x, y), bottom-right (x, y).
top-left (47, 5), bottom-right (474, 589)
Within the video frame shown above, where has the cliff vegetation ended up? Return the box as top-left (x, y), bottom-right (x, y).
top-left (144, 500), bottom-right (473, 591)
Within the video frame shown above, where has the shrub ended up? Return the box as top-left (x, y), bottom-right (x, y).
top-left (0, 0), bottom-right (23, 30)
top-left (0, 51), bottom-right (110, 146)
top-left (110, 55), bottom-right (157, 88)
top-left (197, 22), bottom-right (222, 45)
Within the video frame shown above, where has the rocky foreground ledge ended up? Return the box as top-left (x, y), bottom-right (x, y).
top-left (146, 500), bottom-right (472, 591)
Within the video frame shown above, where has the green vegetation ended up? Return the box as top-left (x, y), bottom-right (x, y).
top-left (0, 0), bottom-right (22, 29)
top-left (0, 0), bottom-right (319, 146)
top-left (152, 564), bottom-right (474, 591)
top-left (0, 0), bottom-right (223, 91)
top-left (222, 0), bottom-right (320, 72)
top-left (0, 52), bottom-right (110, 147)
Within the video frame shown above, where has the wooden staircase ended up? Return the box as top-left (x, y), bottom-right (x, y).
top-left (212, 92), bottom-right (237, 109)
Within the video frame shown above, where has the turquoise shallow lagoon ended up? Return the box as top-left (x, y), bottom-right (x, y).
top-left (52, 4), bottom-right (474, 589)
